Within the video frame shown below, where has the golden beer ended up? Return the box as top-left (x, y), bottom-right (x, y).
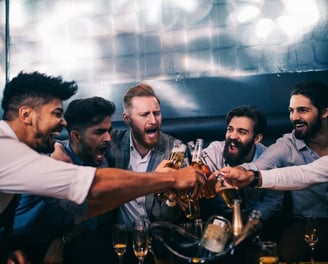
top-left (197, 162), bottom-right (217, 199)
top-left (258, 256), bottom-right (278, 264)
top-left (168, 151), bottom-right (185, 169)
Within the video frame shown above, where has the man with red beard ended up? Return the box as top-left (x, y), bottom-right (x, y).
top-left (199, 106), bottom-right (284, 236)
top-left (106, 84), bottom-right (186, 263)
top-left (239, 81), bottom-right (328, 262)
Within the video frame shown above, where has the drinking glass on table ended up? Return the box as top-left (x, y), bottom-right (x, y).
top-left (112, 224), bottom-right (128, 264)
top-left (258, 241), bottom-right (278, 264)
top-left (133, 219), bottom-right (149, 264)
top-left (304, 215), bottom-right (319, 264)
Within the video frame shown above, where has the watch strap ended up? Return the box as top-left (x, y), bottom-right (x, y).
top-left (249, 170), bottom-right (260, 187)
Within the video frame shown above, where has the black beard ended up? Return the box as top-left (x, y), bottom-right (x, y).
top-left (223, 138), bottom-right (254, 166)
top-left (294, 115), bottom-right (322, 140)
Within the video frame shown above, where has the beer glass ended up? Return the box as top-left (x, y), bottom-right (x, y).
top-left (112, 224), bottom-right (128, 264)
top-left (154, 140), bottom-right (186, 201)
top-left (258, 241), bottom-right (278, 264)
top-left (133, 219), bottom-right (149, 264)
top-left (177, 158), bottom-right (200, 220)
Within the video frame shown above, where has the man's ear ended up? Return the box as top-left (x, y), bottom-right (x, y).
top-left (322, 107), bottom-right (328, 119)
top-left (70, 130), bottom-right (80, 142)
top-left (254, 133), bottom-right (263, 144)
top-left (122, 112), bottom-right (130, 125)
top-left (18, 106), bottom-right (33, 125)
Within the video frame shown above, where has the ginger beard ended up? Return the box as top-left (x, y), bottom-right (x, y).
top-left (130, 119), bottom-right (160, 150)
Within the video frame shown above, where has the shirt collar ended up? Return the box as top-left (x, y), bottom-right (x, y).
top-left (64, 142), bottom-right (85, 166)
top-left (292, 130), bottom-right (309, 151)
top-left (129, 131), bottom-right (153, 157)
top-left (0, 120), bottom-right (18, 140)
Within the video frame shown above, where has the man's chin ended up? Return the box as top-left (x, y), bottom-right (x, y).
top-left (294, 131), bottom-right (305, 139)
top-left (37, 145), bottom-right (55, 154)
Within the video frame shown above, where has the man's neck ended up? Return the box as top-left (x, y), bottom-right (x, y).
top-left (305, 127), bottom-right (328, 157)
top-left (131, 135), bottom-right (151, 158)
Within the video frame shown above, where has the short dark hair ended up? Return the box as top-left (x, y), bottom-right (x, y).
top-left (290, 81), bottom-right (328, 111)
top-left (226, 105), bottom-right (267, 135)
top-left (65, 96), bottom-right (116, 132)
top-left (123, 83), bottom-right (160, 110)
top-left (2, 71), bottom-right (78, 120)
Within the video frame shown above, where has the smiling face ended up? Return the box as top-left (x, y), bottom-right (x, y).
top-left (289, 94), bottom-right (322, 140)
top-left (29, 98), bottom-right (67, 153)
top-left (73, 116), bottom-right (112, 166)
top-left (223, 116), bottom-right (258, 166)
top-left (123, 96), bottom-right (162, 156)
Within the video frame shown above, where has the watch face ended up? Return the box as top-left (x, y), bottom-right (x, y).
top-left (62, 234), bottom-right (72, 245)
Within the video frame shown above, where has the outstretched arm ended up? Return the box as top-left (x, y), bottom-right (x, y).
top-left (87, 165), bottom-right (205, 217)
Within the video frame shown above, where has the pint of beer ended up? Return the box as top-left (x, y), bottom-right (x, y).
top-left (154, 140), bottom-right (186, 202)
top-left (167, 140), bottom-right (187, 169)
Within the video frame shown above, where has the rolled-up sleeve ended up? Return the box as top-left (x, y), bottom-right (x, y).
top-left (260, 156), bottom-right (328, 190)
top-left (1, 136), bottom-right (96, 204)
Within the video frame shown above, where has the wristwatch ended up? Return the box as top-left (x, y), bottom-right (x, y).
top-left (61, 233), bottom-right (72, 246)
top-left (249, 170), bottom-right (260, 187)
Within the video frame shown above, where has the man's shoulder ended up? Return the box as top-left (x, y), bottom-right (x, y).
top-left (273, 131), bottom-right (305, 150)
top-left (205, 140), bottom-right (225, 151)
top-left (110, 129), bottom-right (129, 142)
top-left (159, 131), bottom-right (179, 142)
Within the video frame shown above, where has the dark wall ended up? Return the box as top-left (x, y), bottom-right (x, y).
top-left (111, 70), bottom-right (327, 147)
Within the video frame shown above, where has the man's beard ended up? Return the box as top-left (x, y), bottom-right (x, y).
top-left (35, 132), bottom-right (55, 154)
top-left (223, 138), bottom-right (254, 166)
top-left (130, 121), bottom-right (159, 150)
top-left (293, 115), bottom-right (322, 140)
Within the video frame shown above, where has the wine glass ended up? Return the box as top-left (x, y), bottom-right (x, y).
top-left (304, 215), bottom-right (319, 264)
top-left (132, 219), bottom-right (149, 264)
top-left (112, 224), bottom-right (128, 264)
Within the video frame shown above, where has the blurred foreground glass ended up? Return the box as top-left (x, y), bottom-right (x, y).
top-left (133, 219), bottom-right (149, 264)
top-left (112, 224), bottom-right (128, 264)
top-left (257, 241), bottom-right (278, 264)
top-left (304, 215), bottom-right (319, 264)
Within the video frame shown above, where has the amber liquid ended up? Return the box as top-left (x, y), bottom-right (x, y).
top-left (155, 150), bottom-right (185, 201)
top-left (177, 188), bottom-right (200, 219)
top-left (258, 256), bottom-right (278, 264)
top-left (218, 187), bottom-right (241, 208)
top-left (192, 161), bottom-right (216, 199)
top-left (113, 243), bottom-right (127, 256)
top-left (168, 151), bottom-right (185, 169)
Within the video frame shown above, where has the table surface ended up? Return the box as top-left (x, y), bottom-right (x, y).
top-left (279, 262), bottom-right (328, 264)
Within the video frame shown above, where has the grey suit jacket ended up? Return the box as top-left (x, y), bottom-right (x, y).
top-left (106, 129), bottom-right (185, 223)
